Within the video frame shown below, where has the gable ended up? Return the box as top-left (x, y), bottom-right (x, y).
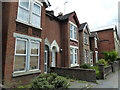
top-left (83, 25), bottom-right (90, 35)
top-left (69, 12), bottom-right (80, 28)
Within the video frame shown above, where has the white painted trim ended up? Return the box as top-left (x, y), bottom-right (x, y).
top-left (29, 41), bottom-right (40, 70)
top-left (13, 33), bottom-right (42, 42)
top-left (44, 38), bottom-right (51, 49)
top-left (71, 64), bottom-right (79, 67)
top-left (51, 40), bottom-right (60, 52)
top-left (44, 50), bottom-right (48, 73)
top-left (69, 21), bottom-right (78, 41)
top-left (69, 21), bottom-right (77, 27)
top-left (70, 45), bottom-right (78, 49)
top-left (16, 19), bottom-right (42, 30)
top-left (17, 0), bottom-right (42, 29)
top-left (95, 51), bottom-right (98, 62)
top-left (13, 70), bottom-right (41, 77)
top-left (13, 38), bottom-right (28, 73)
top-left (70, 38), bottom-right (78, 42)
top-left (70, 46), bottom-right (78, 67)
top-left (13, 33), bottom-right (41, 74)
top-left (34, 0), bottom-right (43, 6)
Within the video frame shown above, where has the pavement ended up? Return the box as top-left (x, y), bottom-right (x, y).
top-left (68, 70), bottom-right (120, 89)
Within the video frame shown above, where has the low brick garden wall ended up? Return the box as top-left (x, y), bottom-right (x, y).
top-left (99, 61), bottom-right (120, 79)
top-left (50, 67), bottom-right (96, 82)
top-left (104, 65), bottom-right (112, 78)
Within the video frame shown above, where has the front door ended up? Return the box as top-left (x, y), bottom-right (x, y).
top-left (51, 49), bottom-right (56, 67)
top-left (44, 50), bottom-right (48, 73)
top-left (90, 52), bottom-right (93, 66)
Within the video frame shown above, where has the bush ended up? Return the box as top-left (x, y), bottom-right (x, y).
top-left (80, 64), bottom-right (91, 69)
top-left (102, 50), bottom-right (118, 62)
top-left (30, 73), bottom-right (70, 89)
top-left (97, 59), bottom-right (108, 66)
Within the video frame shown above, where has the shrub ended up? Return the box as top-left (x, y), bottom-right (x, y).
top-left (102, 50), bottom-right (118, 62)
top-left (109, 50), bottom-right (118, 62)
top-left (97, 59), bottom-right (108, 66)
top-left (80, 64), bottom-right (91, 69)
top-left (30, 73), bottom-right (70, 89)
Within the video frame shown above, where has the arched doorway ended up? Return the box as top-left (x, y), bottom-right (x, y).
top-left (50, 40), bottom-right (59, 67)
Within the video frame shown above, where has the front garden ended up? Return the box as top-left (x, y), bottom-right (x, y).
top-left (18, 50), bottom-right (119, 89)
top-left (18, 73), bottom-right (70, 89)
top-left (80, 50), bottom-right (119, 79)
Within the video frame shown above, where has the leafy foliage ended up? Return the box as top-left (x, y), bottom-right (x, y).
top-left (97, 59), bottom-right (108, 66)
top-left (102, 50), bottom-right (118, 62)
top-left (80, 64), bottom-right (91, 69)
top-left (30, 73), bottom-right (70, 89)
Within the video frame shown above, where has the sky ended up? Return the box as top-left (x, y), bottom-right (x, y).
top-left (46, 0), bottom-right (120, 32)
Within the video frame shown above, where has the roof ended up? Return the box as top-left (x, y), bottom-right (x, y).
top-left (79, 22), bottom-right (91, 35)
top-left (90, 32), bottom-right (99, 39)
top-left (92, 24), bottom-right (116, 32)
top-left (57, 11), bottom-right (75, 21)
top-left (79, 22), bottom-right (87, 31)
top-left (46, 11), bottom-right (80, 27)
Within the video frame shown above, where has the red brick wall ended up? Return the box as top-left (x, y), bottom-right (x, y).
top-left (61, 21), bottom-right (70, 67)
top-left (2, 2), bottom-right (46, 87)
top-left (90, 37), bottom-right (98, 65)
top-left (45, 15), bottom-right (62, 67)
top-left (97, 29), bottom-right (115, 59)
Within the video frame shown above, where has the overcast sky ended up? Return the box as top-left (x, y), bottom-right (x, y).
top-left (47, 0), bottom-right (119, 31)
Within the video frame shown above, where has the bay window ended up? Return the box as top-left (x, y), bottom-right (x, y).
top-left (17, 0), bottom-right (42, 28)
top-left (69, 21), bottom-right (77, 40)
top-left (84, 50), bottom-right (89, 64)
top-left (14, 39), bottom-right (27, 72)
top-left (84, 32), bottom-right (89, 44)
top-left (70, 46), bottom-right (78, 67)
top-left (13, 33), bottom-right (41, 76)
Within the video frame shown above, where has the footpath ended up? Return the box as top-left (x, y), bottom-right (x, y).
top-left (69, 70), bottom-right (120, 89)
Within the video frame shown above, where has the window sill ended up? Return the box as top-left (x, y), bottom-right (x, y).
top-left (13, 70), bottom-right (41, 77)
top-left (16, 19), bottom-right (42, 30)
top-left (70, 38), bottom-right (78, 42)
top-left (71, 64), bottom-right (79, 67)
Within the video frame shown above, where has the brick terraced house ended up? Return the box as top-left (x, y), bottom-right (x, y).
top-left (2, 0), bottom-right (120, 88)
top-left (89, 32), bottom-right (99, 66)
top-left (95, 25), bottom-right (120, 59)
top-left (2, 0), bottom-right (81, 86)
top-left (79, 22), bottom-right (91, 65)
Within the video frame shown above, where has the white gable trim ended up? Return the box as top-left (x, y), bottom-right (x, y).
top-left (13, 33), bottom-right (42, 42)
top-left (51, 40), bottom-right (60, 52)
top-left (44, 38), bottom-right (51, 49)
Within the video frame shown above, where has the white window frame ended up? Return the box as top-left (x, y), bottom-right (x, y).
top-left (17, 0), bottom-right (42, 29)
top-left (95, 51), bottom-right (98, 63)
top-left (13, 33), bottom-right (41, 76)
top-left (29, 40), bottom-right (40, 71)
top-left (94, 37), bottom-right (98, 48)
top-left (69, 21), bottom-right (78, 42)
top-left (84, 32), bottom-right (89, 45)
top-left (70, 46), bottom-right (79, 67)
top-left (84, 50), bottom-right (89, 64)
top-left (14, 38), bottom-right (28, 73)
